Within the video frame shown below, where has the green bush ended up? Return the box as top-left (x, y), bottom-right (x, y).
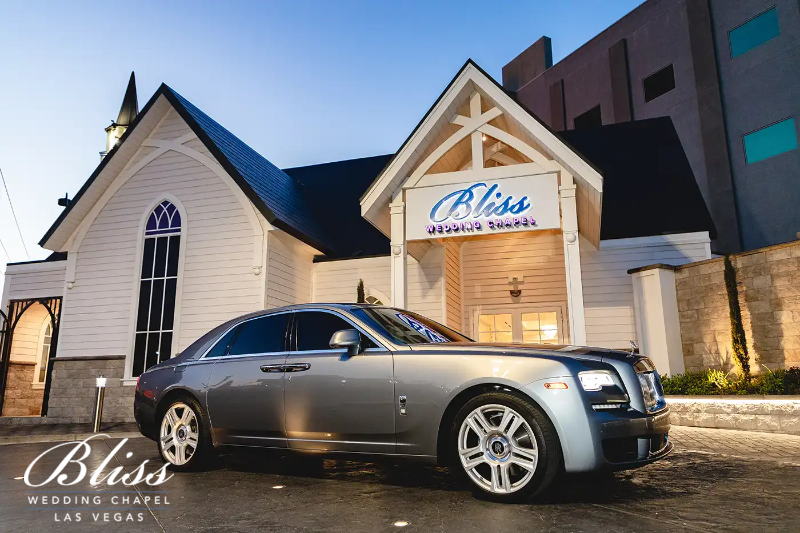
top-left (661, 367), bottom-right (800, 396)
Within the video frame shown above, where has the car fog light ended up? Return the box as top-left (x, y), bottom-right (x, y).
top-left (591, 403), bottom-right (628, 410)
top-left (578, 370), bottom-right (615, 391)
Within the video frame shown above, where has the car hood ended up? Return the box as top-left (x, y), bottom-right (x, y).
top-left (406, 342), bottom-right (639, 364)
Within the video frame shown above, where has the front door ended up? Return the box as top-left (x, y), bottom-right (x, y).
top-left (205, 312), bottom-right (290, 447)
top-left (283, 310), bottom-right (395, 454)
top-left (471, 306), bottom-right (566, 344)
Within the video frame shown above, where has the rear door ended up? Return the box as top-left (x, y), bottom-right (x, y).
top-left (205, 312), bottom-right (290, 448)
top-left (283, 310), bottom-right (396, 453)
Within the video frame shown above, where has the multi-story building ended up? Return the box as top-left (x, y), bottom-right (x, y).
top-left (503, 0), bottom-right (800, 253)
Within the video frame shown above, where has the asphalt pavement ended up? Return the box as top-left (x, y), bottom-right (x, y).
top-left (1, 431), bottom-right (799, 532)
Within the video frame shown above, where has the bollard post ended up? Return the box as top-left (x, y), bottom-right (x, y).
top-left (93, 376), bottom-right (107, 433)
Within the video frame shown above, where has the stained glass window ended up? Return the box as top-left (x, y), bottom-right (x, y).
top-left (133, 201), bottom-right (182, 376)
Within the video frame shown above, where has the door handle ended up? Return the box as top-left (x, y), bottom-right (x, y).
top-left (260, 364), bottom-right (284, 373)
top-left (282, 363), bottom-right (311, 372)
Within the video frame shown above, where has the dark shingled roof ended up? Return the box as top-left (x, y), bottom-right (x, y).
top-left (163, 86), bottom-right (340, 255)
top-left (558, 117), bottom-right (717, 241)
top-left (283, 155), bottom-right (393, 259)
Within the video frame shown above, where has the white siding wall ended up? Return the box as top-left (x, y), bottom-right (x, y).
top-left (59, 107), bottom-right (262, 359)
top-left (443, 241), bottom-right (462, 331)
top-left (581, 234), bottom-right (711, 349)
top-left (408, 247), bottom-right (444, 322)
top-left (461, 232), bottom-right (569, 335)
top-left (4, 264), bottom-right (66, 301)
top-left (266, 230), bottom-right (315, 308)
top-left (312, 251), bottom-right (444, 323)
top-left (313, 256), bottom-right (391, 304)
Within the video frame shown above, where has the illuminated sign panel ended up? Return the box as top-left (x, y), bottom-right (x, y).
top-left (405, 173), bottom-right (560, 240)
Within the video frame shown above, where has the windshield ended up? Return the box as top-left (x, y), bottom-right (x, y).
top-left (351, 307), bottom-right (472, 345)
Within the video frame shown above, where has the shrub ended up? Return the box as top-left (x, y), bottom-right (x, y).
top-left (661, 367), bottom-right (800, 395)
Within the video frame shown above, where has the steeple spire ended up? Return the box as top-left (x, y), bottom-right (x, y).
top-left (102, 72), bottom-right (139, 158)
top-left (116, 72), bottom-right (139, 126)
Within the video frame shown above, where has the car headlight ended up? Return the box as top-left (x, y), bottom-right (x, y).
top-left (578, 370), bottom-right (616, 391)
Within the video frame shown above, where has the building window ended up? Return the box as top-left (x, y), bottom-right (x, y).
top-left (478, 313), bottom-right (513, 343)
top-left (132, 201), bottom-right (182, 377)
top-left (729, 7), bottom-right (780, 58)
top-left (643, 64), bottom-right (675, 103)
top-left (573, 105), bottom-right (602, 130)
top-left (32, 321), bottom-right (52, 385)
top-left (743, 118), bottom-right (798, 164)
top-left (521, 312), bottom-right (560, 344)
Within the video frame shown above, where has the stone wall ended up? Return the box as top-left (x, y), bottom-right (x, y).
top-left (668, 396), bottom-right (800, 435)
top-left (675, 239), bottom-right (800, 373)
top-left (1, 362), bottom-right (44, 416)
top-left (46, 356), bottom-right (136, 423)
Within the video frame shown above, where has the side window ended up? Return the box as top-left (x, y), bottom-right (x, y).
top-left (205, 327), bottom-right (238, 358)
top-left (228, 314), bottom-right (290, 356)
top-left (295, 312), bottom-right (377, 351)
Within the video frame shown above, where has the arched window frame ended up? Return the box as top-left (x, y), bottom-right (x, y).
top-left (125, 195), bottom-right (187, 380)
top-left (365, 288), bottom-right (390, 307)
top-left (32, 317), bottom-right (52, 389)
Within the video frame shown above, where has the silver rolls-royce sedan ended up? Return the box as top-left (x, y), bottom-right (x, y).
top-left (134, 303), bottom-right (671, 502)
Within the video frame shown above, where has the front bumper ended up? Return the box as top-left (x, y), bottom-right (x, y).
top-left (597, 406), bottom-right (673, 469)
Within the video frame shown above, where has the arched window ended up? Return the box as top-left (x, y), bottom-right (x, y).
top-left (33, 320), bottom-right (52, 385)
top-left (365, 295), bottom-right (383, 305)
top-left (132, 200), bottom-right (182, 376)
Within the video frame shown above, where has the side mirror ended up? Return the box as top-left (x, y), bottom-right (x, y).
top-left (330, 329), bottom-right (362, 356)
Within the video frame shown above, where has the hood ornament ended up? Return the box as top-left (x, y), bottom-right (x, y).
top-left (629, 341), bottom-right (638, 357)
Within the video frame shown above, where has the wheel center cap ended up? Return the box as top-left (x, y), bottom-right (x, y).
top-left (487, 435), bottom-right (510, 461)
top-left (176, 425), bottom-right (187, 442)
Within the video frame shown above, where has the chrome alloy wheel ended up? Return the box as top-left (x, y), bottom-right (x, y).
top-left (160, 403), bottom-right (199, 466)
top-left (457, 404), bottom-right (539, 494)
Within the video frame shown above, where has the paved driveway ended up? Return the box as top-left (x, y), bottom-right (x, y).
top-left (1, 428), bottom-right (799, 532)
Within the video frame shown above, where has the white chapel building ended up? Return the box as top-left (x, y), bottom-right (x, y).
top-left (0, 63), bottom-right (715, 421)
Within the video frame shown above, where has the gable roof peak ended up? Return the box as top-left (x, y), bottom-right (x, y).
top-left (115, 72), bottom-right (139, 126)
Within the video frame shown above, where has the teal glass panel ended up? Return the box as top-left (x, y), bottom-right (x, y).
top-left (744, 118), bottom-right (798, 164)
top-left (730, 8), bottom-right (780, 57)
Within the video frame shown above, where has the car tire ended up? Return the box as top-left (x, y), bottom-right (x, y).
top-left (450, 391), bottom-right (561, 502)
top-left (157, 396), bottom-right (214, 471)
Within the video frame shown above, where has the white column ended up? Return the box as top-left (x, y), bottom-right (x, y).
top-left (390, 199), bottom-right (408, 309)
top-left (559, 171), bottom-right (587, 346)
top-left (631, 267), bottom-right (685, 376)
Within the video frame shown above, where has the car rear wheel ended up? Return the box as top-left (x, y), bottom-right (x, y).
top-left (451, 392), bottom-right (561, 502)
top-left (158, 397), bottom-right (213, 471)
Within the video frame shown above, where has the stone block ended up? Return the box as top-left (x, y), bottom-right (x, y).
top-left (755, 415), bottom-right (781, 432)
top-left (737, 253), bottom-right (766, 267)
top-left (765, 247), bottom-right (793, 262)
top-left (734, 414), bottom-right (758, 430)
top-left (779, 416), bottom-right (800, 433)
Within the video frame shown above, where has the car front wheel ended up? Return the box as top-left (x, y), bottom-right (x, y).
top-left (451, 392), bottom-right (561, 502)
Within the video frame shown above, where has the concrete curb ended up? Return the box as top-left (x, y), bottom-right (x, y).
top-left (0, 432), bottom-right (145, 446)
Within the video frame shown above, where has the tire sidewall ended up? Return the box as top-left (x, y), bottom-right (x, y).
top-left (450, 391), bottom-right (560, 502)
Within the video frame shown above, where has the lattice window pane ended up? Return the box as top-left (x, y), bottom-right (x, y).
top-left (133, 201), bottom-right (182, 376)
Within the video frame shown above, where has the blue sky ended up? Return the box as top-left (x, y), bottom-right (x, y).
top-left (0, 0), bottom-right (644, 276)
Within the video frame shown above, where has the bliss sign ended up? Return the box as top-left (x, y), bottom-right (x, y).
top-left (405, 174), bottom-right (560, 241)
top-left (430, 183), bottom-right (531, 222)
